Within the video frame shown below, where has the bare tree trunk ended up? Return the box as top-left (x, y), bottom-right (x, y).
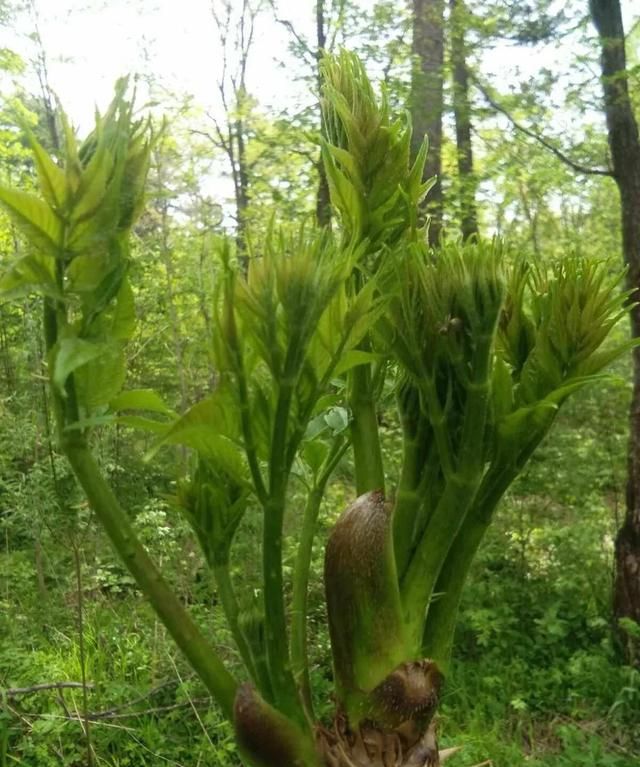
top-left (28, 0), bottom-right (60, 152)
top-left (208, 0), bottom-right (261, 270)
top-left (449, 0), bottom-right (478, 240)
top-left (234, 87), bottom-right (251, 260)
top-left (590, 0), bottom-right (640, 665)
top-left (411, 0), bottom-right (445, 246)
top-left (315, 0), bottom-right (332, 227)
top-left (517, 179), bottom-right (541, 258)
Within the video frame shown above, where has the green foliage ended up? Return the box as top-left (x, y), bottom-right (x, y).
top-left (0, 48), bottom-right (638, 767)
top-left (321, 50), bottom-right (431, 251)
top-left (0, 80), bottom-right (153, 419)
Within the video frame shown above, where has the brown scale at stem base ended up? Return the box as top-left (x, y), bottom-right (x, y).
top-left (316, 717), bottom-right (439, 767)
top-left (317, 660), bottom-right (444, 767)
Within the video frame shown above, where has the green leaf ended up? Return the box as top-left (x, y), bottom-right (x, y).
top-left (494, 401), bottom-right (557, 466)
top-left (67, 252), bottom-right (113, 293)
top-left (52, 337), bottom-right (111, 395)
top-left (71, 143), bottom-right (113, 223)
top-left (0, 185), bottom-right (62, 256)
top-left (111, 277), bottom-right (136, 340)
top-left (325, 143), bottom-right (364, 190)
top-left (302, 439), bottom-right (329, 476)
top-left (147, 391), bottom-right (245, 480)
top-left (74, 345), bottom-right (126, 409)
top-left (0, 253), bottom-right (59, 301)
top-left (333, 349), bottom-right (381, 377)
top-left (23, 129), bottom-right (68, 211)
top-left (110, 389), bottom-right (175, 415)
top-left (117, 414), bottom-right (170, 433)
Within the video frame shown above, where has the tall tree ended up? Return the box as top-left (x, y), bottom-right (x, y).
top-left (590, 0), bottom-right (640, 665)
top-left (449, 0), bottom-right (478, 240)
top-left (204, 0), bottom-right (263, 264)
top-left (315, 0), bottom-right (332, 226)
top-left (269, 0), bottom-right (347, 227)
top-left (410, 0), bottom-right (444, 245)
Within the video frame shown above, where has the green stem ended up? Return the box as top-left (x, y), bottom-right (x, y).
top-left (263, 364), bottom-right (305, 724)
top-left (225, 277), bottom-right (268, 506)
top-left (290, 438), bottom-right (347, 719)
top-left (213, 563), bottom-right (259, 685)
top-left (421, 420), bottom-right (556, 672)
top-left (394, 388), bottom-right (431, 577)
top-left (349, 363), bottom-right (384, 494)
top-left (423, 382), bottom-right (454, 480)
top-left (290, 486), bottom-right (323, 719)
top-left (401, 338), bottom-right (493, 647)
top-left (401, 472), bottom-right (480, 648)
top-left (64, 441), bottom-right (238, 721)
top-left (43, 266), bottom-right (238, 718)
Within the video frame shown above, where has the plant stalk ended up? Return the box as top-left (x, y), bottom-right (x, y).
top-left (348, 363), bottom-right (384, 494)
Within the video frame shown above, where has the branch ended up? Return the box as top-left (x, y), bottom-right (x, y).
top-left (268, 1), bottom-right (316, 67)
top-left (85, 699), bottom-right (211, 721)
top-left (5, 682), bottom-right (95, 698)
top-left (473, 75), bottom-right (613, 177)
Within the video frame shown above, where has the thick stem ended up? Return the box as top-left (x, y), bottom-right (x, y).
top-left (394, 388), bottom-right (431, 577)
top-left (401, 336), bottom-right (493, 647)
top-left (422, 421), bottom-right (555, 671)
top-left (401, 472), bottom-right (479, 648)
top-left (421, 466), bottom-right (514, 672)
top-left (348, 363), bottom-right (385, 494)
top-left (264, 366), bottom-right (307, 724)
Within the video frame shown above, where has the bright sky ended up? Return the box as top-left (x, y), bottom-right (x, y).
top-left (3, 1), bottom-right (340, 128)
top-left (0, 0), bottom-right (637, 221)
top-left (2, 0), bottom-right (635, 133)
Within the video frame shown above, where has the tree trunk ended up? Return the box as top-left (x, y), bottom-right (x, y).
top-left (234, 89), bottom-right (251, 262)
top-left (590, 0), bottom-right (640, 665)
top-left (411, 0), bottom-right (445, 246)
top-left (449, 0), bottom-right (478, 240)
top-left (315, 0), bottom-right (332, 227)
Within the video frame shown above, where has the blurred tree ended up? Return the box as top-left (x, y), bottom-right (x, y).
top-left (410, 0), bottom-right (444, 244)
top-left (590, 0), bottom-right (640, 666)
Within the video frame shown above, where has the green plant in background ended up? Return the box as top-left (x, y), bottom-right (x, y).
top-left (0, 54), bottom-right (634, 767)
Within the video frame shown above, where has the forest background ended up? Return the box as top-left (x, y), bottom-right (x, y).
top-left (1, 0), bottom-right (640, 765)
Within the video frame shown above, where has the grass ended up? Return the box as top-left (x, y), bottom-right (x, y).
top-left (1, 355), bottom-right (639, 765)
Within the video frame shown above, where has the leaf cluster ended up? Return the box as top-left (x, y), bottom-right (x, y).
top-left (0, 79), bottom-right (154, 416)
top-left (320, 50), bottom-right (432, 254)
